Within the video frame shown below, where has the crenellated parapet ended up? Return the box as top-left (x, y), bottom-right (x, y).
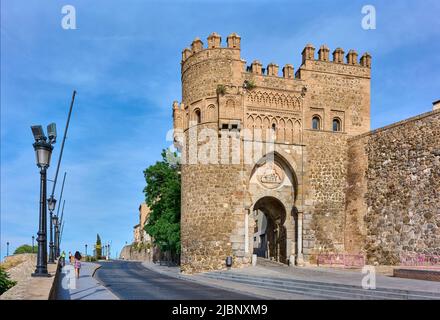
top-left (177, 34), bottom-right (371, 139)
top-left (299, 43), bottom-right (371, 69)
top-left (172, 101), bottom-right (185, 130)
top-left (181, 32), bottom-right (242, 65)
top-left (172, 101), bottom-right (186, 151)
top-left (318, 45), bottom-right (330, 61)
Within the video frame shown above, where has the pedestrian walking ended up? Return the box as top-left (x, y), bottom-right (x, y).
top-left (61, 251), bottom-right (66, 267)
top-left (74, 251), bottom-right (82, 279)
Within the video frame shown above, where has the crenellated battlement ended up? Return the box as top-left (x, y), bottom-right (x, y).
top-left (181, 33), bottom-right (371, 82)
top-left (181, 32), bottom-right (241, 64)
top-left (177, 33), bottom-right (371, 138)
top-left (301, 43), bottom-right (371, 68)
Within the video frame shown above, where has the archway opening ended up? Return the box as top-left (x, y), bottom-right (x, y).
top-left (252, 196), bottom-right (287, 264)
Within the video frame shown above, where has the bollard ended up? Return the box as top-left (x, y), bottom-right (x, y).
top-left (225, 256), bottom-right (233, 268)
top-left (252, 254), bottom-right (257, 266)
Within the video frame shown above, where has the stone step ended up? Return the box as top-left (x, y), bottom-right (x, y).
top-left (256, 257), bottom-right (287, 268)
top-left (210, 271), bottom-right (440, 298)
top-left (201, 272), bottom-right (440, 300)
top-left (202, 273), bottom-right (386, 300)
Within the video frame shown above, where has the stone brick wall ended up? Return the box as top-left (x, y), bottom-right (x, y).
top-left (302, 130), bottom-right (349, 261)
top-left (297, 55), bottom-right (371, 137)
top-left (119, 245), bottom-right (151, 261)
top-left (346, 110), bottom-right (440, 264)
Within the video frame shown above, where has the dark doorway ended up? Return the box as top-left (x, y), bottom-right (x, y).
top-left (252, 197), bottom-right (287, 264)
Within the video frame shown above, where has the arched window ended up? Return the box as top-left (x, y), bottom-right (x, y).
top-left (312, 116), bottom-right (321, 130)
top-left (333, 118), bottom-right (341, 132)
top-left (194, 109), bottom-right (201, 124)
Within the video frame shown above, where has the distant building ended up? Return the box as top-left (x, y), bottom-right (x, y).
top-left (133, 202), bottom-right (151, 245)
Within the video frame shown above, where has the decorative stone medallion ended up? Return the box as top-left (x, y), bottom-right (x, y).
top-left (258, 161), bottom-right (285, 189)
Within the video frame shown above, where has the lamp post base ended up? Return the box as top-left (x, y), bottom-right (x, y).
top-left (31, 273), bottom-right (52, 277)
top-left (31, 267), bottom-right (52, 277)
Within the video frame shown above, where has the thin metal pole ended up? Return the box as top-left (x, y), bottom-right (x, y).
top-left (54, 222), bottom-right (58, 258)
top-left (50, 91), bottom-right (76, 198)
top-left (56, 173), bottom-right (67, 216)
top-left (33, 168), bottom-right (49, 276)
top-left (54, 173), bottom-right (66, 257)
top-left (59, 220), bottom-right (65, 245)
top-left (57, 200), bottom-right (65, 256)
top-left (59, 200), bottom-right (66, 226)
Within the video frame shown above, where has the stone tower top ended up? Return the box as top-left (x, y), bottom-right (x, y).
top-left (301, 43), bottom-right (371, 68)
top-left (181, 32), bottom-right (242, 64)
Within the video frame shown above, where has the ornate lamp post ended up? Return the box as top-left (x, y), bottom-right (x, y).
top-left (52, 215), bottom-right (59, 260)
top-left (56, 200), bottom-right (66, 257)
top-left (47, 195), bottom-right (56, 263)
top-left (6, 242), bottom-right (10, 256)
top-left (31, 124), bottom-right (56, 277)
top-left (85, 244), bottom-right (88, 257)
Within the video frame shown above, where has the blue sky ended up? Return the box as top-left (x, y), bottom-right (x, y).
top-left (1, 0), bottom-right (439, 259)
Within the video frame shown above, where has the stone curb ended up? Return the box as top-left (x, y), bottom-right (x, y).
top-left (91, 262), bottom-right (121, 300)
top-left (91, 264), bottom-right (102, 277)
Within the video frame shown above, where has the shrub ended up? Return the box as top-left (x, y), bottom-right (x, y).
top-left (243, 79), bottom-right (256, 90)
top-left (13, 244), bottom-right (34, 254)
top-left (85, 256), bottom-right (96, 262)
top-left (0, 267), bottom-right (16, 295)
top-left (216, 84), bottom-right (227, 95)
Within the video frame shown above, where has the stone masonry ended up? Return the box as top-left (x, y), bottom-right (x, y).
top-left (345, 110), bottom-right (440, 264)
top-left (171, 32), bottom-right (439, 273)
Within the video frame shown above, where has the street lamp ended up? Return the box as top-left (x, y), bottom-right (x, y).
top-left (32, 236), bottom-right (35, 253)
top-left (52, 216), bottom-right (58, 258)
top-left (52, 214), bottom-right (58, 261)
top-left (85, 244), bottom-right (88, 257)
top-left (31, 123), bottom-right (56, 277)
top-left (47, 195), bottom-right (57, 263)
top-left (6, 242), bottom-right (10, 256)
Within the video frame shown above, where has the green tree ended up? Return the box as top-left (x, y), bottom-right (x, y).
top-left (0, 267), bottom-right (16, 294)
top-left (143, 149), bottom-right (181, 255)
top-left (13, 244), bottom-right (34, 254)
top-left (96, 234), bottom-right (102, 259)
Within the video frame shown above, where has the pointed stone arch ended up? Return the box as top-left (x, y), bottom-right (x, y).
top-left (206, 104), bottom-right (216, 122)
top-left (294, 120), bottom-right (302, 143)
top-left (286, 119), bottom-right (293, 143)
top-left (249, 151), bottom-right (300, 265)
top-left (278, 118), bottom-right (286, 142)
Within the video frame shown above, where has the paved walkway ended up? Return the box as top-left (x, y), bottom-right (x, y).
top-left (141, 261), bottom-right (440, 299)
top-left (141, 261), bottom-right (321, 299)
top-left (56, 262), bottom-right (118, 300)
top-left (95, 260), bottom-right (258, 299)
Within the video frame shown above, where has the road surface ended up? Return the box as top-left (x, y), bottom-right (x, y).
top-left (94, 260), bottom-right (258, 300)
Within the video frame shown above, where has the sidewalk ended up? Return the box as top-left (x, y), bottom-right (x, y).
top-left (56, 262), bottom-right (118, 300)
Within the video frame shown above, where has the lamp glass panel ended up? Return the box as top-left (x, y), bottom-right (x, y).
top-left (48, 199), bottom-right (56, 211)
top-left (36, 148), bottom-right (51, 167)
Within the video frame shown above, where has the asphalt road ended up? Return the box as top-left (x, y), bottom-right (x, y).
top-left (94, 260), bottom-right (258, 300)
